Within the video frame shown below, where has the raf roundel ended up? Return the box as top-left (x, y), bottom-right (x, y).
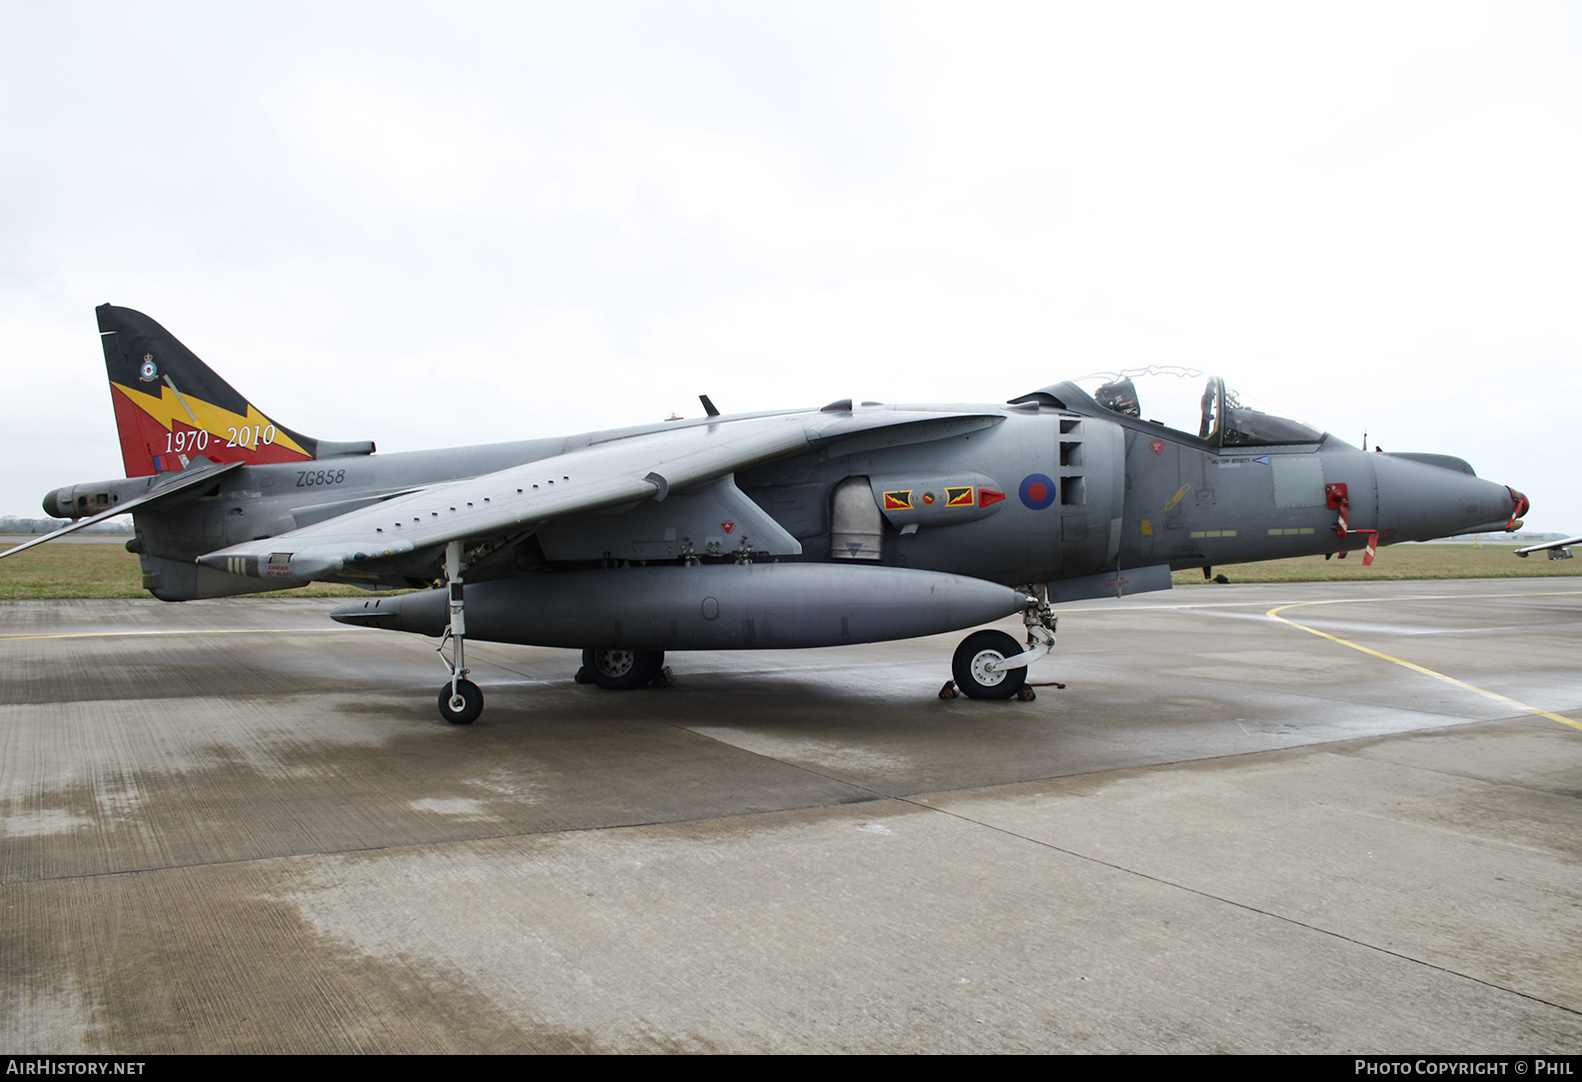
top-left (1018, 473), bottom-right (1057, 510)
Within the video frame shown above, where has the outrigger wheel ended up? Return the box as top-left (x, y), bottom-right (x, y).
top-left (951, 630), bottom-right (1028, 699)
top-left (435, 541), bottom-right (484, 724)
top-left (439, 678), bottom-right (484, 725)
top-left (581, 648), bottom-right (666, 690)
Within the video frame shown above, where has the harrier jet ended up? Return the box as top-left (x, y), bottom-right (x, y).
top-left (6, 306), bottom-right (1528, 722)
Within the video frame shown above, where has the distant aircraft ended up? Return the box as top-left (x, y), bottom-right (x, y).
top-left (1515, 537), bottom-right (1577, 559)
top-left (4, 306), bottom-right (1529, 722)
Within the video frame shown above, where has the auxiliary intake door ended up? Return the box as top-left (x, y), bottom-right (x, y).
top-left (829, 476), bottom-right (882, 561)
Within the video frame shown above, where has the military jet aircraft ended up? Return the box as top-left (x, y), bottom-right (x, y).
top-left (1515, 536), bottom-right (1577, 559)
top-left (5, 305), bottom-right (1529, 723)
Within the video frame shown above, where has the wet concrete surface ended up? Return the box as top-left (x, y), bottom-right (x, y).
top-left (2, 580), bottom-right (1579, 1052)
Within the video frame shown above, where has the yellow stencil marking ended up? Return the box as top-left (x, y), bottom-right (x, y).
top-left (1162, 484), bottom-right (1191, 513)
top-left (1266, 594), bottom-right (1581, 733)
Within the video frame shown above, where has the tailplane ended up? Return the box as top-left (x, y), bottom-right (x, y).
top-left (98, 304), bottom-right (372, 477)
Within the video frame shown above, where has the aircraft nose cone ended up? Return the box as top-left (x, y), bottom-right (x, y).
top-left (1374, 454), bottom-right (1523, 541)
top-left (1507, 488), bottom-right (1530, 529)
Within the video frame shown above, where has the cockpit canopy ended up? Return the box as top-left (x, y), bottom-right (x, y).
top-left (1041, 367), bottom-right (1324, 448)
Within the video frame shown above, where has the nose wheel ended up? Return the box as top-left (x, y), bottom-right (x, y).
top-left (950, 630), bottom-right (1028, 699)
top-left (945, 590), bottom-right (1058, 701)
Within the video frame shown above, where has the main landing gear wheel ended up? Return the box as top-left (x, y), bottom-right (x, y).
top-left (438, 679), bottom-right (483, 724)
top-left (951, 630), bottom-right (1027, 700)
top-left (581, 648), bottom-right (665, 690)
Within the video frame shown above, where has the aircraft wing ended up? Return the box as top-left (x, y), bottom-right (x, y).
top-left (198, 408), bottom-right (1000, 581)
top-left (1515, 536), bottom-right (1581, 556)
top-left (1, 459), bottom-right (244, 561)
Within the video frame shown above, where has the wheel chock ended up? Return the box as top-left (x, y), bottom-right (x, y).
top-left (938, 680), bottom-right (958, 700)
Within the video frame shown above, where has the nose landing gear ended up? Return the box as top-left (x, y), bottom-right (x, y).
top-left (950, 630), bottom-right (1028, 698)
top-left (944, 588), bottom-right (1058, 701)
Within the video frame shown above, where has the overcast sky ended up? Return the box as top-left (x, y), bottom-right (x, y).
top-left (4, 1), bottom-right (1578, 534)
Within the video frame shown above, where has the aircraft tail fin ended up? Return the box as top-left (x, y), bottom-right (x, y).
top-left (97, 305), bottom-right (372, 478)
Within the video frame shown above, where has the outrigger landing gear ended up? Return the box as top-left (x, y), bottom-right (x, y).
top-left (438, 677), bottom-right (483, 724)
top-left (436, 541), bottom-right (484, 724)
top-left (947, 587), bottom-right (1058, 700)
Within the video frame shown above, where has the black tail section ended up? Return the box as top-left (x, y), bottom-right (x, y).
top-left (98, 305), bottom-right (371, 477)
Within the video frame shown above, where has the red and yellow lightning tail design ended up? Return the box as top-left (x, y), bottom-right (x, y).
top-left (98, 305), bottom-right (322, 477)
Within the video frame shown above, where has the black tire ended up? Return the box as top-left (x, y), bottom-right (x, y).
top-left (438, 679), bottom-right (484, 724)
top-left (581, 648), bottom-right (665, 690)
top-left (951, 631), bottom-right (1026, 700)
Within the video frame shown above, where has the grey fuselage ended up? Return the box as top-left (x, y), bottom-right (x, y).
top-left (60, 379), bottom-right (1517, 608)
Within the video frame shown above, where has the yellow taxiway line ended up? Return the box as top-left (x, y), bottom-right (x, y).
top-left (1265, 592), bottom-right (1581, 733)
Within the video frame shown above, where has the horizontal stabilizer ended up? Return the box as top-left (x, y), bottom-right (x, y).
top-left (3, 460), bottom-right (243, 561)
